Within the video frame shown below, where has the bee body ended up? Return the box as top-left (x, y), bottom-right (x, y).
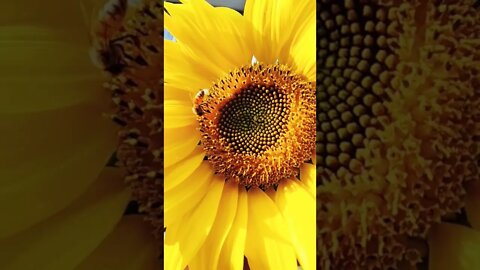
top-left (193, 89), bottom-right (210, 116)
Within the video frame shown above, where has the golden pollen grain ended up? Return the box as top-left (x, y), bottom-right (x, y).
top-left (196, 63), bottom-right (315, 189)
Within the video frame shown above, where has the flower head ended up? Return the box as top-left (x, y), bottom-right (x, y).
top-left (161, 0), bottom-right (316, 269)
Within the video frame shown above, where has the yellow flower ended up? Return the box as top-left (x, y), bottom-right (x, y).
top-left (163, 0), bottom-right (316, 270)
top-left (0, 0), bottom-right (160, 269)
top-left (315, 1), bottom-right (479, 269)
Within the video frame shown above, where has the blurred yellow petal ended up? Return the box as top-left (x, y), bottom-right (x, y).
top-left (275, 179), bottom-right (316, 270)
top-left (190, 181), bottom-right (238, 270)
top-left (0, 101), bottom-right (117, 239)
top-left (429, 223), bottom-right (480, 270)
top-left (0, 0), bottom-right (90, 34)
top-left (0, 20), bottom-right (117, 240)
top-left (244, 188), bottom-right (297, 270)
top-left (466, 180), bottom-right (480, 230)
top-left (0, 168), bottom-right (130, 270)
top-left (75, 216), bottom-right (160, 270)
top-left (0, 26), bottom-right (104, 113)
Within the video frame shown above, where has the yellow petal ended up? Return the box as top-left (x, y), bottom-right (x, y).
top-left (244, 0), bottom-right (315, 65)
top-left (300, 163), bottom-right (316, 198)
top-left (0, 25), bottom-right (104, 113)
top-left (0, 102), bottom-right (117, 239)
top-left (164, 41), bottom-right (216, 91)
top-left (164, 125), bottom-right (201, 168)
top-left (217, 187), bottom-right (248, 270)
top-left (164, 163), bottom-right (213, 227)
top-left (164, 99), bottom-right (197, 129)
top-left (275, 179), bottom-right (316, 270)
top-left (190, 181), bottom-right (239, 270)
top-left (165, 177), bottom-right (225, 270)
top-left (466, 180), bottom-right (480, 230)
top-left (428, 223), bottom-right (480, 270)
top-left (165, 1), bottom-right (250, 79)
top-left (75, 216), bottom-right (160, 270)
top-left (165, 219), bottom-right (185, 270)
top-left (164, 147), bottom-right (205, 191)
top-left (0, 168), bottom-right (130, 270)
top-left (244, 188), bottom-right (297, 270)
top-left (243, 0), bottom-right (277, 63)
top-left (287, 14), bottom-right (316, 81)
top-left (164, 84), bottom-right (196, 101)
top-left (0, 0), bottom-right (90, 33)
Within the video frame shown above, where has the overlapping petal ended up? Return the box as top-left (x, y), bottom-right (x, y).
top-left (165, 177), bottom-right (225, 270)
top-left (165, 0), bottom-right (250, 82)
top-left (429, 223), bottom-right (480, 270)
top-left (0, 168), bottom-right (130, 270)
top-left (75, 216), bottom-right (161, 270)
top-left (244, 188), bottom-right (297, 270)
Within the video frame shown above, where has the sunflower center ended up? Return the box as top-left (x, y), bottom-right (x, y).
top-left (195, 63), bottom-right (315, 190)
top-left (218, 85), bottom-right (289, 155)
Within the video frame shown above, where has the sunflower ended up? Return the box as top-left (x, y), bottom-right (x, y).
top-left (162, 0), bottom-right (316, 269)
top-left (0, 0), bottom-right (160, 269)
top-left (315, 0), bottom-right (479, 269)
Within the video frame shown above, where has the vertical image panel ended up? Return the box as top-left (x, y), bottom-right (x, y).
top-left (316, 1), bottom-right (480, 269)
top-left (164, 0), bottom-right (316, 269)
top-left (0, 0), bottom-right (163, 269)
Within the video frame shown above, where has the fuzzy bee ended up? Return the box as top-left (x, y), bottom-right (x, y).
top-left (192, 89), bottom-right (210, 116)
top-left (83, 0), bottom-right (135, 75)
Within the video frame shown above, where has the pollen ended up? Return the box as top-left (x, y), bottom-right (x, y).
top-left (316, 1), bottom-right (480, 269)
top-left (197, 63), bottom-right (316, 189)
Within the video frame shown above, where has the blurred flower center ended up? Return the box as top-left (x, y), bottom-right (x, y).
top-left (196, 63), bottom-right (316, 189)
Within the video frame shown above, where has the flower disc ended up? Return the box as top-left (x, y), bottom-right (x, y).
top-left (197, 63), bottom-right (316, 189)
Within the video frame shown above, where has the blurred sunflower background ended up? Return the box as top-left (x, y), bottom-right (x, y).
top-left (315, 0), bottom-right (479, 269)
top-left (0, 0), bottom-right (163, 269)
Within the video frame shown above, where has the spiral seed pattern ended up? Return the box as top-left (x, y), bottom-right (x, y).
top-left (218, 85), bottom-right (290, 155)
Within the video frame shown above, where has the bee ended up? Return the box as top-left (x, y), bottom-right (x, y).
top-left (83, 0), bottom-right (135, 75)
top-left (192, 89), bottom-right (210, 116)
